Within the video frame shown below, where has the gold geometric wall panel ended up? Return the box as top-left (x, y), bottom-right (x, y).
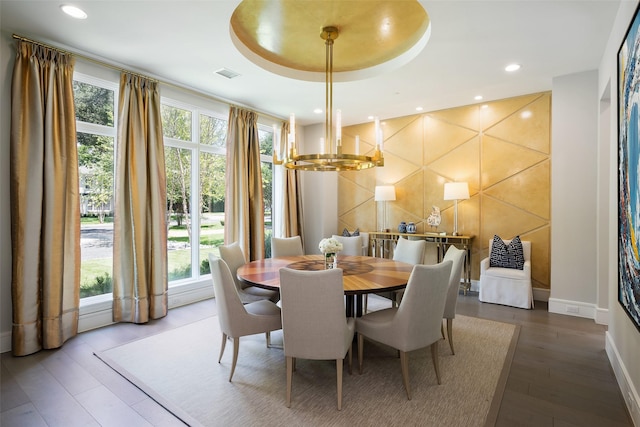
top-left (481, 135), bottom-right (548, 188)
top-left (424, 115), bottom-right (479, 164)
top-left (521, 226), bottom-right (550, 289)
top-left (395, 170), bottom-right (425, 224)
top-left (383, 116), bottom-right (424, 165)
top-left (428, 137), bottom-right (480, 189)
top-left (338, 198), bottom-right (377, 234)
top-left (339, 91), bottom-right (551, 290)
top-left (428, 104), bottom-right (481, 130)
top-left (480, 196), bottom-right (548, 247)
top-left (481, 93), bottom-right (544, 129)
top-left (484, 160), bottom-right (550, 220)
top-left (484, 93), bottom-right (551, 154)
top-left (338, 175), bottom-right (373, 215)
top-left (374, 149), bottom-right (421, 185)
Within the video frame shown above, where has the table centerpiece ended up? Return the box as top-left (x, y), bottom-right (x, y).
top-left (318, 237), bottom-right (343, 269)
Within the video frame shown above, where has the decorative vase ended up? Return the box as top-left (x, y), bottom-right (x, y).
top-left (398, 221), bottom-right (407, 233)
top-left (406, 222), bottom-right (416, 233)
top-left (324, 252), bottom-right (337, 269)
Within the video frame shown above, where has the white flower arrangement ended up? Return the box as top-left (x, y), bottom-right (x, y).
top-left (318, 237), bottom-right (343, 254)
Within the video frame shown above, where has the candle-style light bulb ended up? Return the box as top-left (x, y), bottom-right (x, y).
top-left (355, 135), bottom-right (360, 155)
top-left (336, 109), bottom-right (342, 147)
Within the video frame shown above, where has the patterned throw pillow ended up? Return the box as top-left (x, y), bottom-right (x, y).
top-left (489, 235), bottom-right (525, 270)
top-left (341, 228), bottom-right (360, 237)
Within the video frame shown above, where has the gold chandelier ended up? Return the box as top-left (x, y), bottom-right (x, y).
top-left (273, 26), bottom-right (384, 171)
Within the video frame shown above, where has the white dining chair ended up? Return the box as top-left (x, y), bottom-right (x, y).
top-left (208, 255), bottom-right (282, 381)
top-left (219, 242), bottom-right (279, 304)
top-left (441, 245), bottom-right (466, 355)
top-left (356, 261), bottom-right (452, 400)
top-left (279, 267), bottom-right (355, 410)
top-left (271, 236), bottom-right (304, 257)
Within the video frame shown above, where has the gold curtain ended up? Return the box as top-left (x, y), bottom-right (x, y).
top-left (10, 41), bottom-right (80, 356)
top-left (224, 107), bottom-right (264, 260)
top-left (278, 123), bottom-right (305, 246)
top-left (113, 73), bottom-right (168, 323)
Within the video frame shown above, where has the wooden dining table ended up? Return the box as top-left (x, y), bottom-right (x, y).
top-left (236, 254), bottom-right (414, 317)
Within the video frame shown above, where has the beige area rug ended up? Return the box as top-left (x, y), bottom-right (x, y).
top-left (96, 313), bottom-right (518, 427)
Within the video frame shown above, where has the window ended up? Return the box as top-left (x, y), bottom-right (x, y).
top-left (74, 74), bottom-right (117, 299)
top-left (162, 101), bottom-right (228, 282)
top-left (259, 125), bottom-right (275, 257)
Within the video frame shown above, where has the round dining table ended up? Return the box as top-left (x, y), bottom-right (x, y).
top-left (237, 254), bottom-right (414, 317)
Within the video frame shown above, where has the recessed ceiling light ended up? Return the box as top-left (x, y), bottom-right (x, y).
top-left (474, 95), bottom-right (483, 101)
top-left (505, 63), bottom-right (521, 72)
top-left (367, 115), bottom-right (375, 121)
top-left (60, 5), bottom-right (87, 19)
top-left (313, 108), bottom-right (323, 114)
top-left (416, 106), bottom-right (423, 112)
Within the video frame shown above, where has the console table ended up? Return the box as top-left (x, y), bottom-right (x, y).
top-left (365, 231), bottom-right (473, 294)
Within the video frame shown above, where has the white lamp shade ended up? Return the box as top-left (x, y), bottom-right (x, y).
top-left (374, 185), bottom-right (396, 201)
top-left (443, 182), bottom-right (470, 200)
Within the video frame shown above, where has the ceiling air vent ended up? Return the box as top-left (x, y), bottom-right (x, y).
top-left (215, 68), bottom-right (241, 79)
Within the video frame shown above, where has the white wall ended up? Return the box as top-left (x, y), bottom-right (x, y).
top-left (599, 1), bottom-right (640, 423)
top-left (549, 70), bottom-right (599, 318)
top-left (301, 123), bottom-right (338, 253)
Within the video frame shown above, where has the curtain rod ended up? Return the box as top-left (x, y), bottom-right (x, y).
top-left (11, 33), bottom-right (284, 123)
top-left (12, 34), bottom-right (158, 83)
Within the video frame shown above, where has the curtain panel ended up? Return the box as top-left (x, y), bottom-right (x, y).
top-left (10, 41), bottom-right (81, 356)
top-left (277, 123), bottom-right (305, 248)
top-left (224, 107), bottom-right (265, 261)
top-left (112, 73), bottom-right (168, 323)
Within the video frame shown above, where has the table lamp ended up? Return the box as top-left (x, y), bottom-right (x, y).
top-left (374, 185), bottom-right (396, 232)
top-left (443, 182), bottom-right (469, 236)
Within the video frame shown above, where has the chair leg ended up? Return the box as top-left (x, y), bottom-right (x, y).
top-left (363, 294), bottom-right (368, 313)
top-left (446, 318), bottom-right (455, 355)
top-left (286, 356), bottom-right (293, 408)
top-left (347, 342), bottom-right (353, 375)
top-left (229, 337), bottom-right (240, 382)
top-left (336, 359), bottom-right (343, 410)
top-left (399, 350), bottom-right (411, 400)
top-left (218, 333), bottom-right (227, 363)
top-left (431, 341), bottom-right (441, 385)
top-left (357, 334), bottom-right (364, 374)
top-left (266, 331), bottom-right (271, 347)
top-left (441, 320), bottom-right (445, 339)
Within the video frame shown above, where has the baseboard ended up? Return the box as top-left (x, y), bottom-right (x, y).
top-left (472, 281), bottom-right (550, 303)
top-left (595, 307), bottom-right (609, 325)
top-left (548, 298), bottom-right (597, 319)
top-left (533, 287), bottom-right (550, 302)
top-left (606, 331), bottom-right (640, 425)
top-left (1, 281), bottom-right (216, 354)
top-left (1, 331), bottom-right (11, 354)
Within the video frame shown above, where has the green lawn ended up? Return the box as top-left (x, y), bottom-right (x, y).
top-left (80, 213), bottom-right (225, 290)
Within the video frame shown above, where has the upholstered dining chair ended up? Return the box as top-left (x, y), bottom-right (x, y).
top-left (208, 255), bottom-right (282, 382)
top-left (331, 234), bottom-right (363, 256)
top-left (441, 246), bottom-right (466, 355)
top-left (219, 242), bottom-right (279, 304)
top-left (387, 237), bottom-right (427, 308)
top-left (271, 236), bottom-right (304, 258)
top-left (279, 267), bottom-right (355, 410)
top-left (356, 261), bottom-right (452, 400)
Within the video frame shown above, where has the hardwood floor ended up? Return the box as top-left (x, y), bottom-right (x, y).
top-left (1, 293), bottom-right (633, 426)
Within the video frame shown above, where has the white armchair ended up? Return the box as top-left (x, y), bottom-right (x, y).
top-left (479, 238), bottom-right (534, 309)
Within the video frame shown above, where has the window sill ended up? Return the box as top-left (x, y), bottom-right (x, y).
top-left (78, 278), bottom-right (214, 333)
